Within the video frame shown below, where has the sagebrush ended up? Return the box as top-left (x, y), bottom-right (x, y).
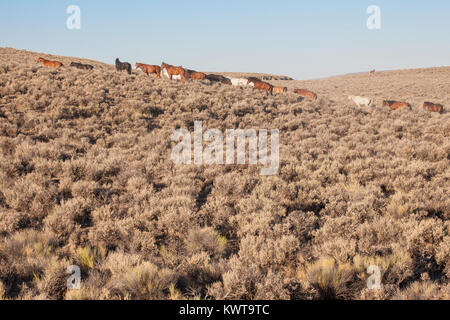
top-left (0, 47), bottom-right (448, 300)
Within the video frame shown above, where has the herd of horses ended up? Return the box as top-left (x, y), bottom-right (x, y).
top-left (35, 57), bottom-right (444, 114)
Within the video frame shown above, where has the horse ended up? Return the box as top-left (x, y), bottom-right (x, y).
top-left (348, 95), bottom-right (372, 107)
top-left (115, 58), bottom-right (132, 75)
top-left (161, 68), bottom-right (182, 80)
top-left (382, 100), bottom-right (411, 111)
top-left (273, 86), bottom-right (288, 94)
top-left (247, 78), bottom-right (273, 95)
top-left (423, 102), bottom-right (444, 113)
top-left (293, 89), bottom-right (318, 100)
top-left (135, 63), bottom-right (161, 78)
top-left (230, 78), bottom-right (251, 86)
top-left (70, 62), bottom-right (94, 70)
top-left (37, 57), bottom-right (63, 68)
top-left (187, 69), bottom-right (207, 80)
top-left (161, 62), bottom-right (187, 81)
top-left (205, 74), bottom-right (232, 85)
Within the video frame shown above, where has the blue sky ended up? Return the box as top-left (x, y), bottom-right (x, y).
top-left (1, 0), bottom-right (450, 79)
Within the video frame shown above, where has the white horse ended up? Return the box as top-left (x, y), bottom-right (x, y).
top-left (348, 95), bottom-right (372, 107)
top-left (229, 78), bottom-right (251, 87)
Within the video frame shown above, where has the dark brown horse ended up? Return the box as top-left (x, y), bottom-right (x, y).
top-left (70, 62), bottom-right (94, 70)
top-left (115, 58), bottom-right (132, 74)
top-left (423, 101), bottom-right (444, 113)
top-left (205, 74), bottom-right (232, 85)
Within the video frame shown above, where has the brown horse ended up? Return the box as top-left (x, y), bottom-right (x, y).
top-left (37, 57), bottom-right (63, 68)
top-left (382, 100), bottom-right (411, 111)
top-left (187, 69), bottom-right (207, 80)
top-left (247, 78), bottom-right (273, 94)
top-left (135, 63), bottom-right (161, 78)
top-left (273, 86), bottom-right (287, 94)
top-left (161, 62), bottom-right (187, 81)
top-left (370, 70), bottom-right (376, 74)
top-left (293, 89), bottom-right (317, 100)
top-left (423, 101), bottom-right (444, 113)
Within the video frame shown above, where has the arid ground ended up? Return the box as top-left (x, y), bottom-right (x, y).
top-left (0, 47), bottom-right (448, 300)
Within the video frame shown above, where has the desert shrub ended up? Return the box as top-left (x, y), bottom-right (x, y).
top-left (33, 259), bottom-right (69, 300)
top-left (44, 198), bottom-right (92, 244)
top-left (177, 252), bottom-right (223, 298)
top-left (0, 281), bottom-right (5, 300)
top-left (297, 257), bottom-right (357, 300)
top-left (405, 218), bottom-right (446, 281)
top-left (238, 235), bottom-right (299, 272)
top-left (0, 48), bottom-right (449, 299)
top-left (0, 229), bottom-right (58, 298)
top-left (185, 227), bottom-right (226, 258)
top-left (436, 234), bottom-right (450, 278)
top-left (106, 262), bottom-right (176, 300)
top-left (74, 246), bottom-right (106, 276)
top-left (207, 257), bottom-right (265, 300)
top-left (393, 281), bottom-right (448, 300)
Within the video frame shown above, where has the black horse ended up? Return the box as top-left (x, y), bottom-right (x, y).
top-left (115, 58), bottom-right (132, 75)
top-left (205, 74), bottom-right (232, 85)
top-left (70, 62), bottom-right (94, 70)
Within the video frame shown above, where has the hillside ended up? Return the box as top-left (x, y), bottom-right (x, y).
top-left (273, 67), bottom-right (450, 109)
top-left (0, 47), bottom-right (449, 300)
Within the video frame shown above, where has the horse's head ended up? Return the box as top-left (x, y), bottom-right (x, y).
top-left (135, 63), bottom-right (141, 69)
top-left (37, 58), bottom-right (44, 63)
